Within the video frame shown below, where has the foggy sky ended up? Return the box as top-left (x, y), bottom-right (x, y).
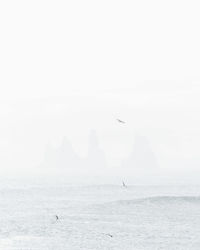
top-left (0, 0), bottom-right (200, 175)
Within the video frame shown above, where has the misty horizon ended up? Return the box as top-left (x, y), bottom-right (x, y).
top-left (1, 91), bottom-right (200, 175)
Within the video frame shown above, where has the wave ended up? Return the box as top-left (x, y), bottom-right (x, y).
top-left (104, 196), bottom-right (200, 207)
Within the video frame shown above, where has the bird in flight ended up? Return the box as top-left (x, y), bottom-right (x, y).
top-left (117, 119), bottom-right (125, 124)
top-left (103, 233), bottom-right (113, 238)
top-left (122, 181), bottom-right (127, 188)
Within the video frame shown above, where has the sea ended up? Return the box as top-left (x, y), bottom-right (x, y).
top-left (0, 177), bottom-right (200, 250)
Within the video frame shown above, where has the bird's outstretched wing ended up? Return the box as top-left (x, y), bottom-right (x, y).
top-left (117, 119), bottom-right (125, 124)
top-left (103, 233), bottom-right (113, 238)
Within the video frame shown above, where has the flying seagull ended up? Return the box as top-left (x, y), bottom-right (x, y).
top-left (122, 181), bottom-right (127, 188)
top-left (103, 233), bottom-right (113, 238)
top-left (117, 119), bottom-right (125, 124)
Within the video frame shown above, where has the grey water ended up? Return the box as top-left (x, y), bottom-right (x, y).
top-left (0, 178), bottom-right (200, 250)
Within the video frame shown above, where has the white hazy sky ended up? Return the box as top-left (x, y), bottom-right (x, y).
top-left (0, 0), bottom-right (200, 173)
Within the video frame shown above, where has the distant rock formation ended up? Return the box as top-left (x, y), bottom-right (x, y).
top-left (86, 130), bottom-right (107, 169)
top-left (56, 136), bottom-right (81, 168)
top-left (43, 137), bottom-right (81, 168)
top-left (43, 133), bottom-right (157, 171)
top-left (122, 135), bottom-right (158, 170)
top-left (43, 131), bottom-right (106, 170)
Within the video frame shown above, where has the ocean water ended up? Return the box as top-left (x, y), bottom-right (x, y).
top-left (0, 179), bottom-right (200, 250)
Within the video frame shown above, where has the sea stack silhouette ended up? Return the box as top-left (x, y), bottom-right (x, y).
top-left (86, 130), bottom-right (107, 170)
top-left (122, 135), bottom-right (158, 170)
top-left (43, 137), bottom-right (81, 169)
top-left (43, 131), bottom-right (106, 172)
top-left (57, 136), bottom-right (81, 168)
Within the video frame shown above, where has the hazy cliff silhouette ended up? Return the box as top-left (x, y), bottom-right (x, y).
top-left (44, 137), bottom-right (81, 168)
top-left (121, 135), bottom-right (158, 170)
top-left (43, 130), bottom-right (106, 171)
top-left (86, 130), bottom-right (107, 169)
top-left (43, 133), bottom-right (157, 172)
